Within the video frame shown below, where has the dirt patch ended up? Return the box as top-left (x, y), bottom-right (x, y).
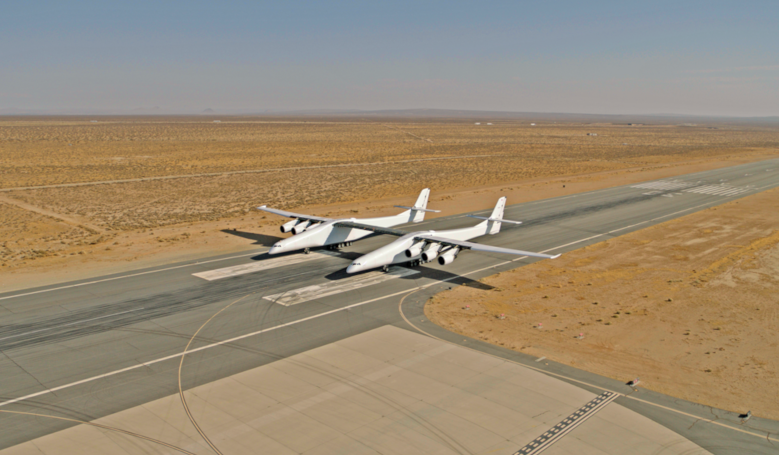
top-left (1, 117), bottom-right (778, 291)
top-left (426, 188), bottom-right (779, 419)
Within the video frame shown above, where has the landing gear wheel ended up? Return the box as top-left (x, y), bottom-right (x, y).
top-left (382, 265), bottom-right (390, 273)
top-left (304, 248), bottom-right (310, 255)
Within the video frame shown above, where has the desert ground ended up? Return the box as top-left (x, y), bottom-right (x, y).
top-left (2, 116), bottom-right (778, 292)
top-left (1, 116), bottom-right (778, 421)
top-left (426, 187), bottom-right (779, 420)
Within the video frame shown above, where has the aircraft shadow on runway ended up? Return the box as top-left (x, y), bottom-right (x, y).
top-left (221, 229), bottom-right (283, 246)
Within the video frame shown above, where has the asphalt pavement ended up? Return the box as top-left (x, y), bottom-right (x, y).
top-left (1, 158), bottom-right (778, 453)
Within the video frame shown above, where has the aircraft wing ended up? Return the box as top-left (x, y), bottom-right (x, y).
top-left (332, 221), bottom-right (408, 236)
top-left (415, 235), bottom-right (560, 259)
top-left (257, 206), bottom-right (332, 223)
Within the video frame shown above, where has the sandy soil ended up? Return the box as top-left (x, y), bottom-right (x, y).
top-left (426, 187), bottom-right (779, 419)
top-left (1, 153), bottom-right (777, 293)
top-left (1, 117), bottom-right (777, 293)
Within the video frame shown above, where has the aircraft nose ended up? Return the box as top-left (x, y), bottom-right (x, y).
top-left (269, 243), bottom-right (285, 255)
top-left (346, 261), bottom-right (364, 274)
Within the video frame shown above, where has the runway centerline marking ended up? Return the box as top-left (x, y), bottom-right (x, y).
top-left (264, 267), bottom-right (420, 306)
top-left (0, 308), bottom-right (145, 342)
top-left (0, 196), bottom-right (735, 409)
top-left (4, 176), bottom-right (778, 415)
top-left (192, 251), bottom-right (341, 281)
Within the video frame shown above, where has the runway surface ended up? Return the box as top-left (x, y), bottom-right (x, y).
top-left (1, 158), bottom-right (778, 453)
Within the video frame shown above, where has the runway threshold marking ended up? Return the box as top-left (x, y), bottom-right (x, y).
top-left (6, 171), bottom-right (770, 303)
top-left (631, 179), bottom-right (752, 197)
top-left (192, 251), bottom-right (340, 281)
top-left (1, 194), bottom-right (774, 425)
top-left (514, 392), bottom-right (618, 454)
top-left (263, 267), bottom-right (420, 306)
top-left (631, 179), bottom-right (697, 191)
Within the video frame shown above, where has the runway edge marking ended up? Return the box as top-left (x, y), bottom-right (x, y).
top-left (6, 174), bottom-right (771, 302)
top-left (0, 250), bottom-right (268, 302)
top-left (0, 197), bottom-right (735, 409)
top-left (4, 187), bottom-right (779, 449)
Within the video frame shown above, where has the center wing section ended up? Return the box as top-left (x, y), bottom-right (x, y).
top-left (333, 221), bottom-right (408, 236)
top-left (415, 234), bottom-right (560, 259)
top-left (257, 205), bottom-right (332, 223)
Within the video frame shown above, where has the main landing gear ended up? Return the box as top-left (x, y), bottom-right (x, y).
top-left (326, 242), bottom-right (353, 251)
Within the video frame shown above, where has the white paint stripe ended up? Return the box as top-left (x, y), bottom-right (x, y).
top-left (264, 267), bottom-right (420, 306)
top-left (709, 187), bottom-right (734, 195)
top-left (632, 181), bottom-right (692, 190)
top-left (0, 196), bottom-right (754, 408)
top-left (0, 250), bottom-right (268, 302)
top-left (523, 393), bottom-right (618, 454)
top-left (0, 308), bottom-right (145, 342)
top-left (719, 188), bottom-right (742, 196)
top-left (192, 251), bottom-right (339, 281)
top-left (530, 195), bottom-right (579, 205)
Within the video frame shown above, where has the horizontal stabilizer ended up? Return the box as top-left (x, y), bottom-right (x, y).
top-left (466, 215), bottom-right (522, 225)
top-left (394, 205), bottom-right (441, 213)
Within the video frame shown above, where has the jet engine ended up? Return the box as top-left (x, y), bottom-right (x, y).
top-left (421, 243), bottom-right (442, 262)
top-left (437, 247), bottom-right (460, 265)
top-left (280, 220), bottom-right (299, 233)
top-left (405, 242), bottom-right (424, 258)
top-left (291, 220), bottom-right (311, 235)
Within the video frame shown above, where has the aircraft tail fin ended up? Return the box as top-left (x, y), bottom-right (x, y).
top-left (394, 188), bottom-right (439, 222)
top-left (487, 197), bottom-right (506, 234)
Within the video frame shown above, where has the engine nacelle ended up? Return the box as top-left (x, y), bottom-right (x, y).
top-left (405, 242), bottom-right (424, 258)
top-left (437, 248), bottom-right (459, 266)
top-left (291, 220), bottom-right (311, 235)
top-left (421, 243), bottom-right (442, 262)
top-left (280, 220), bottom-right (299, 233)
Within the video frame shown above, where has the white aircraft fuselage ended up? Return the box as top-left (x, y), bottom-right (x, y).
top-left (269, 211), bottom-right (422, 255)
top-left (346, 220), bottom-right (496, 273)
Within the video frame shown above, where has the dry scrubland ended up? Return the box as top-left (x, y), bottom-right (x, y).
top-left (0, 117), bottom-right (777, 273)
top-left (427, 188), bottom-right (779, 419)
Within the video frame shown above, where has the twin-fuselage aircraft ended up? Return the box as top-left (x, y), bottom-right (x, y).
top-left (257, 189), bottom-right (558, 274)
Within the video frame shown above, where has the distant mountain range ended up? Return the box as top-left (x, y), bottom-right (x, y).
top-left (1, 107), bottom-right (777, 123)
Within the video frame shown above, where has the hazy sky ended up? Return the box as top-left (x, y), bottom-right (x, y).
top-left (2, 1), bottom-right (778, 115)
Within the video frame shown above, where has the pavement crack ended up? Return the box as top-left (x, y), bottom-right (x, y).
top-left (1, 352), bottom-right (50, 394)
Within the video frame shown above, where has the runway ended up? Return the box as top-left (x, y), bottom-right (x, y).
top-left (1, 158), bottom-right (778, 453)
